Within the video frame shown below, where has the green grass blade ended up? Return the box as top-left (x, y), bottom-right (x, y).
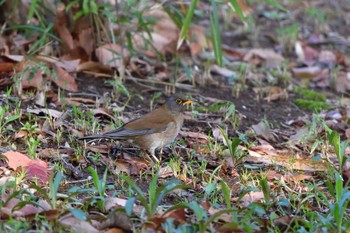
top-left (221, 181), bottom-right (232, 208)
top-left (210, 0), bottom-right (223, 66)
top-left (265, 0), bottom-right (288, 12)
top-left (228, 0), bottom-right (245, 22)
top-left (177, 0), bottom-right (198, 49)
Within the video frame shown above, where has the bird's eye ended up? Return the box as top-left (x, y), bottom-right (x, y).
top-left (176, 98), bottom-right (182, 104)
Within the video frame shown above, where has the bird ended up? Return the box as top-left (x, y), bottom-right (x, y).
top-left (80, 94), bottom-right (193, 161)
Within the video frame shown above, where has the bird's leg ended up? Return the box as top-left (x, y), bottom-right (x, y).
top-left (150, 149), bottom-right (160, 163)
top-left (141, 149), bottom-right (159, 163)
top-left (158, 147), bottom-right (163, 162)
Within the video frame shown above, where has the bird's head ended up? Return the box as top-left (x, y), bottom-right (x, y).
top-left (165, 94), bottom-right (193, 114)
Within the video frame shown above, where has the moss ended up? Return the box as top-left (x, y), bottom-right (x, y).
top-left (294, 87), bottom-right (326, 101)
top-left (294, 99), bottom-right (330, 111)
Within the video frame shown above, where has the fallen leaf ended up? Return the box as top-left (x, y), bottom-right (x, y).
top-left (54, 5), bottom-right (74, 50)
top-left (334, 71), bottom-right (350, 93)
top-left (180, 131), bottom-right (208, 141)
top-left (25, 159), bottom-right (50, 184)
top-left (3, 151), bottom-right (50, 184)
top-left (59, 216), bottom-right (99, 233)
top-left (95, 44), bottom-right (130, 68)
top-left (50, 65), bottom-right (78, 92)
top-left (3, 151), bottom-right (31, 169)
top-left (105, 197), bottom-right (129, 211)
top-left (0, 63), bottom-right (15, 73)
top-left (158, 165), bottom-right (173, 178)
top-left (210, 65), bottom-right (236, 79)
top-left (238, 191), bottom-right (265, 207)
top-left (243, 48), bottom-right (284, 68)
top-left (318, 50), bottom-right (336, 67)
top-left (27, 108), bottom-right (63, 118)
top-left (79, 28), bottom-right (94, 60)
top-left (93, 108), bottom-right (117, 122)
top-left (251, 121), bottom-right (276, 142)
top-left (242, 145), bottom-right (328, 171)
top-left (77, 61), bottom-right (114, 75)
top-left (292, 66), bottom-right (321, 79)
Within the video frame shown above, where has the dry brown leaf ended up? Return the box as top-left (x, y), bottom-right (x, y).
top-left (121, 154), bottom-right (148, 174)
top-left (78, 28), bottom-right (94, 59)
top-left (50, 65), bottom-right (78, 92)
top-left (105, 197), bottom-right (128, 211)
top-left (288, 127), bottom-right (308, 142)
top-left (65, 97), bottom-right (96, 105)
top-left (93, 108), bottom-right (117, 122)
top-left (158, 165), bottom-right (173, 178)
top-left (26, 159), bottom-right (50, 184)
top-left (37, 56), bottom-right (80, 73)
top-left (334, 71), bottom-right (350, 93)
top-left (180, 131), bottom-right (208, 141)
top-left (243, 48), bottom-right (284, 68)
top-left (0, 63), bottom-right (15, 73)
top-left (242, 145), bottom-right (328, 171)
top-left (3, 151), bottom-right (50, 184)
top-left (54, 5), bottom-right (74, 50)
top-left (146, 8), bottom-right (178, 42)
top-left (27, 108), bottom-right (63, 118)
top-left (60, 46), bottom-right (89, 62)
top-left (251, 121), bottom-right (276, 142)
top-left (210, 65), bottom-right (236, 79)
top-left (77, 61), bottom-right (114, 75)
top-left (3, 151), bottom-right (32, 169)
top-left (3, 55), bottom-right (25, 62)
top-left (207, 207), bottom-right (232, 222)
top-left (105, 229), bottom-right (126, 233)
top-left (238, 191), bottom-right (265, 207)
top-left (292, 66), bottom-right (321, 79)
top-left (0, 194), bottom-right (52, 218)
top-left (59, 216), bottom-right (99, 233)
top-left (133, 32), bottom-right (172, 57)
top-left (114, 160), bottom-right (131, 175)
top-left (95, 44), bottom-right (130, 68)
top-left (318, 50), bottom-right (336, 66)
top-left (14, 130), bottom-right (28, 139)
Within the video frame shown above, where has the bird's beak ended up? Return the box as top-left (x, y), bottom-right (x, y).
top-left (183, 100), bottom-right (194, 105)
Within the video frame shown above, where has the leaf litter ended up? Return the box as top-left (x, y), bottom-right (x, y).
top-left (0, 0), bottom-right (350, 232)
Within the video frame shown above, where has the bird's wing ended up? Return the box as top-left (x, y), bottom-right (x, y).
top-left (79, 127), bottom-right (157, 140)
top-left (80, 107), bottom-right (176, 139)
top-left (101, 127), bottom-right (157, 137)
top-left (123, 107), bottom-right (175, 134)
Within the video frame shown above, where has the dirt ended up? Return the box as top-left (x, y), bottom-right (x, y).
top-left (76, 75), bottom-right (303, 135)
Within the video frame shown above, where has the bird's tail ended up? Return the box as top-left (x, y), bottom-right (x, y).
top-left (79, 134), bottom-right (105, 140)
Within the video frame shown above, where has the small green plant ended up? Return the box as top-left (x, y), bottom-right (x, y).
top-left (67, 0), bottom-right (114, 21)
top-left (48, 171), bottom-right (63, 209)
top-left (276, 23), bottom-right (300, 52)
top-left (88, 166), bottom-right (108, 212)
top-left (305, 7), bottom-right (327, 33)
top-left (220, 128), bottom-right (247, 167)
top-left (20, 122), bottom-right (40, 138)
top-left (164, 200), bottom-right (235, 232)
top-left (121, 172), bottom-right (188, 220)
top-left (0, 105), bottom-right (20, 135)
top-left (326, 129), bottom-right (349, 174)
top-left (323, 173), bottom-right (350, 231)
top-left (27, 137), bottom-right (42, 159)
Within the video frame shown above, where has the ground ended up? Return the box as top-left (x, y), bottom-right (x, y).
top-left (0, 0), bottom-right (350, 232)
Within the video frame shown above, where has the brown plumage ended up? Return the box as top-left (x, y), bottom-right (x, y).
top-left (80, 95), bottom-right (193, 161)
